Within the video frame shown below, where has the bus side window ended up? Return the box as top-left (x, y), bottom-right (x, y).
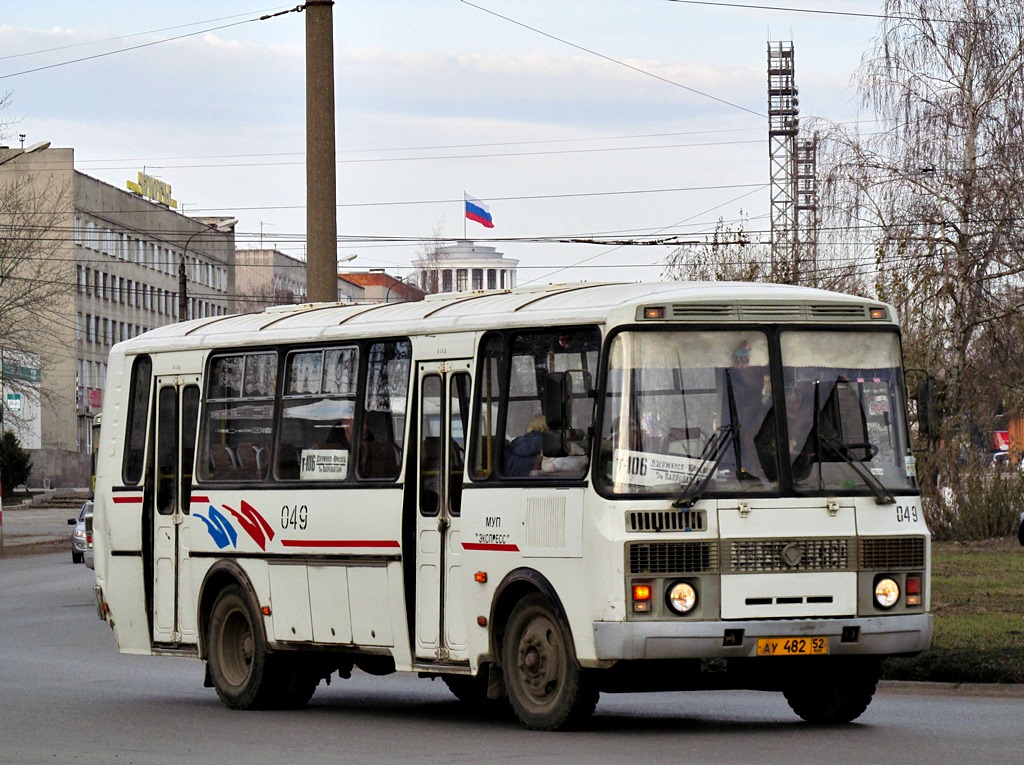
top-left (472, 336), bottom-right (502, 479)
top-left (199, 352), bottom-right (276, 483)
top-left (122, 355), bottom-right (152, 485)
top-left (493, 328), bottom-right (599, 480)
top-left (357, 340), bottom-right (411, 481)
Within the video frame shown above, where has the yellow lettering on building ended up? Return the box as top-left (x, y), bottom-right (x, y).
top-left (125, 171), bottom-right (178, 209)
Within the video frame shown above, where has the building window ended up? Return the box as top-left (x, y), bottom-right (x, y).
top-left (472, 269), bottom-right (483, 291)
top-left (456, 269), bottom-right (468, 291)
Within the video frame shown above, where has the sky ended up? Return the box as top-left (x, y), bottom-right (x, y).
top-left (0, 0), bottom-right (886, 286)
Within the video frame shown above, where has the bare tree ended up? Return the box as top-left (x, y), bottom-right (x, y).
top-left (663, 213), bottom-right (770, 282)
top-left (818, 0), bottom-right (1024, 439)
top-left (414, 219), bottom-right (449, 294)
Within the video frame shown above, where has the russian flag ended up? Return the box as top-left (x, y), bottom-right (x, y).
top-left (465, 193), bottom-right (494, 228)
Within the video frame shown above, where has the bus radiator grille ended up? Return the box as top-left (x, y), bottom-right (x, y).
top-left (628, 541), bottom-right (718, 574)
top-left (724, 538), bottom-right (853, 573)
top-left (858, 537), bottom-right (925, 570)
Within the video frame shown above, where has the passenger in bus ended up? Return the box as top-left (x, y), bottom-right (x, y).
top-left (323, 421), bottom-right (351, 450)
top-left (503, 414), bottom-right (546, 477)
top-left (359, 410), bottom-right (401, 478)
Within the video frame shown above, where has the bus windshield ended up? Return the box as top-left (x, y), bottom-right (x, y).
top-left (781, 329), bottom-right (914, 497)
top-left (599, 329), bottom-right (778, 496)
top-left (598, 328), bottom-right (915, 498)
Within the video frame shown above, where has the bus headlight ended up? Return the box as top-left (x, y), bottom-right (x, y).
top-left (666, 581), bottom-right (698, 615)
top-left (874, 577), bottom-right (900, 609)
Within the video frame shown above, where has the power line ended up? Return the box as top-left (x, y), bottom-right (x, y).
top-left (74, 127), bottom-right (767, 165)
top-left (663, 0), bottom-right (979, 25)
top-left (81, 139), bottom-right (765, 172)
top-left (0, 6), bottom-right (302, 81)
top-left (664, 0), bottom-right (896, 21)
top-left (0, 6), bottom-right (289, 62)
top-left (458, 0), bottom-right (764, 118)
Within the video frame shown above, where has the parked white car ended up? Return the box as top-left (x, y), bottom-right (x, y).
top-left (68, 500), bottom-right (93, 564)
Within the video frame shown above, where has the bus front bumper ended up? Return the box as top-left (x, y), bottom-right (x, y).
top-left (592, 613), bottom-right (933, 661)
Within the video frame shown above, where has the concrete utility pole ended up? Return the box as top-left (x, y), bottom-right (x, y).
top-left (305, 0), bottom-right (339, 303)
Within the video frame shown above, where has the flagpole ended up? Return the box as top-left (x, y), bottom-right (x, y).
top-left (463, 191), bottom-right (467, 241)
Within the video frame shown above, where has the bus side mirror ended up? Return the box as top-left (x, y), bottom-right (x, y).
top-left (917, 378), bottom-right (936, 438)
top-left (543, 372), bottom-right (572, 429)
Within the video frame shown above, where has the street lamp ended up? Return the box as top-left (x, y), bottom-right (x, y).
top-left (178, 218), bottom-right (238, 323)
top-left (384, 275), bottom-right (409, 304)
top-left (0, 141), bottom-right (50, 168)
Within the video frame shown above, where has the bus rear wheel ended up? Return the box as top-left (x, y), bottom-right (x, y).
top-left (782, 658), bottom-right (880, 724)
top-left (501, 594), bottom-right (598, 731)
top-left (207, 584), bottom-right (317, 710)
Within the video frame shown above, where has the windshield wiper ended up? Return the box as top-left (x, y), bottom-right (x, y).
top-left (807, 377), bottom-right (894, 505)
top-left (818, 433), bottom-right (895, 505)
top-left (673, 424), bottom-right (736, 508)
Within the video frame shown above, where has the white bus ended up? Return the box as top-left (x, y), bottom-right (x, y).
top-left (92, 281), bottom-right (931, 730)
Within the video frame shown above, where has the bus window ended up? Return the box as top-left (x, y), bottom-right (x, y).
top-left (472, 335), bottom-right (502, 479)
top-left (199, 352), bottom-right (276, 482)
top-left (358, 340), bottom-right (411, 480)
top-left (156, 387), bottom-right (178, 515)
top-left (181, 385), bottom-right (200, 507)
top-left (448, 372), bottom-right (470, 513)
top-left (122, 355), bottom-right (152, 485)
top-left (277, 346), bottom-right (358, 481)
top-left (497, 328), bottom-right (599, 480)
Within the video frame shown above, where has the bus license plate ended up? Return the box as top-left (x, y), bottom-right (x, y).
top-left (756, 637), bottom-right (829, 656)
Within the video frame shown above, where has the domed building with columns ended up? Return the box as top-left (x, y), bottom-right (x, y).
top-left (411, 241), bottom-right (519, 294)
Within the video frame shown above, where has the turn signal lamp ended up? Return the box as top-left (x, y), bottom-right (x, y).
top-left (869, 307), bottom-right (888, 320)
top-left (632, 583), bottom-right (652, 612)
top-left (474, 571), bottom-right (488, 584)
top-left (905, 574), bottom-right (922, 607)
top-left (643, 306), bottom-right (665, 320)
top-left (260, 605), bottom-right (272, 616)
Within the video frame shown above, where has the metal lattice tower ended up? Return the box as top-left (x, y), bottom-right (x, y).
top-left (768, 41), bottom-right (799, 283)
top-left (794, 134), bottom-right (819, 284)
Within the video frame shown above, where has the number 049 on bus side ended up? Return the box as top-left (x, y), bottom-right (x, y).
top-left (757, 637), bottom-right (829, 656)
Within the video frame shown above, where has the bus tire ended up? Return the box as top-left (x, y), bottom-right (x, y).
top-left (207, 584), bottom-right (280, 710)
top-left (783, 659), bottom-right (880, 724)
top-left (501, 594), bottom-right (598, 730)
top-left (272, 657), bottom-right (319, 710)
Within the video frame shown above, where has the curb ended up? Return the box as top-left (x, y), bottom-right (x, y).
top-left (879, 679), bottom-right (1024, 698)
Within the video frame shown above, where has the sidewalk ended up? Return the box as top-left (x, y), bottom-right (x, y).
top-left (0, 494), bottom-right (88, 558)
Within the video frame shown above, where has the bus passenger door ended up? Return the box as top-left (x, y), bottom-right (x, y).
top-left (151, 376), bottom-right (201, 645)
top-left (414, 360), bottom-right (471, 663)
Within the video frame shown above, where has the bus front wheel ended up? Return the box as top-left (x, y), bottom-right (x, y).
top-left (501, 594), bottom-right (598, 730)
top-left (782, 658), bottom-right (880, 724)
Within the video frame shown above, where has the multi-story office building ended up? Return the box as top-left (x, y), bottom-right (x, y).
top-left (0, 146), bottom-right (235, 485)
top-left (235, 248), bottom-right (308, 313)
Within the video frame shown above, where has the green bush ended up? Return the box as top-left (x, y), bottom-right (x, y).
top-left (0, 431), bottom-right (32, 495)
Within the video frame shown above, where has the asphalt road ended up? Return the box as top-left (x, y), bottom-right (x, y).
top-left (1, 551), bottom-right (1022, 765)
